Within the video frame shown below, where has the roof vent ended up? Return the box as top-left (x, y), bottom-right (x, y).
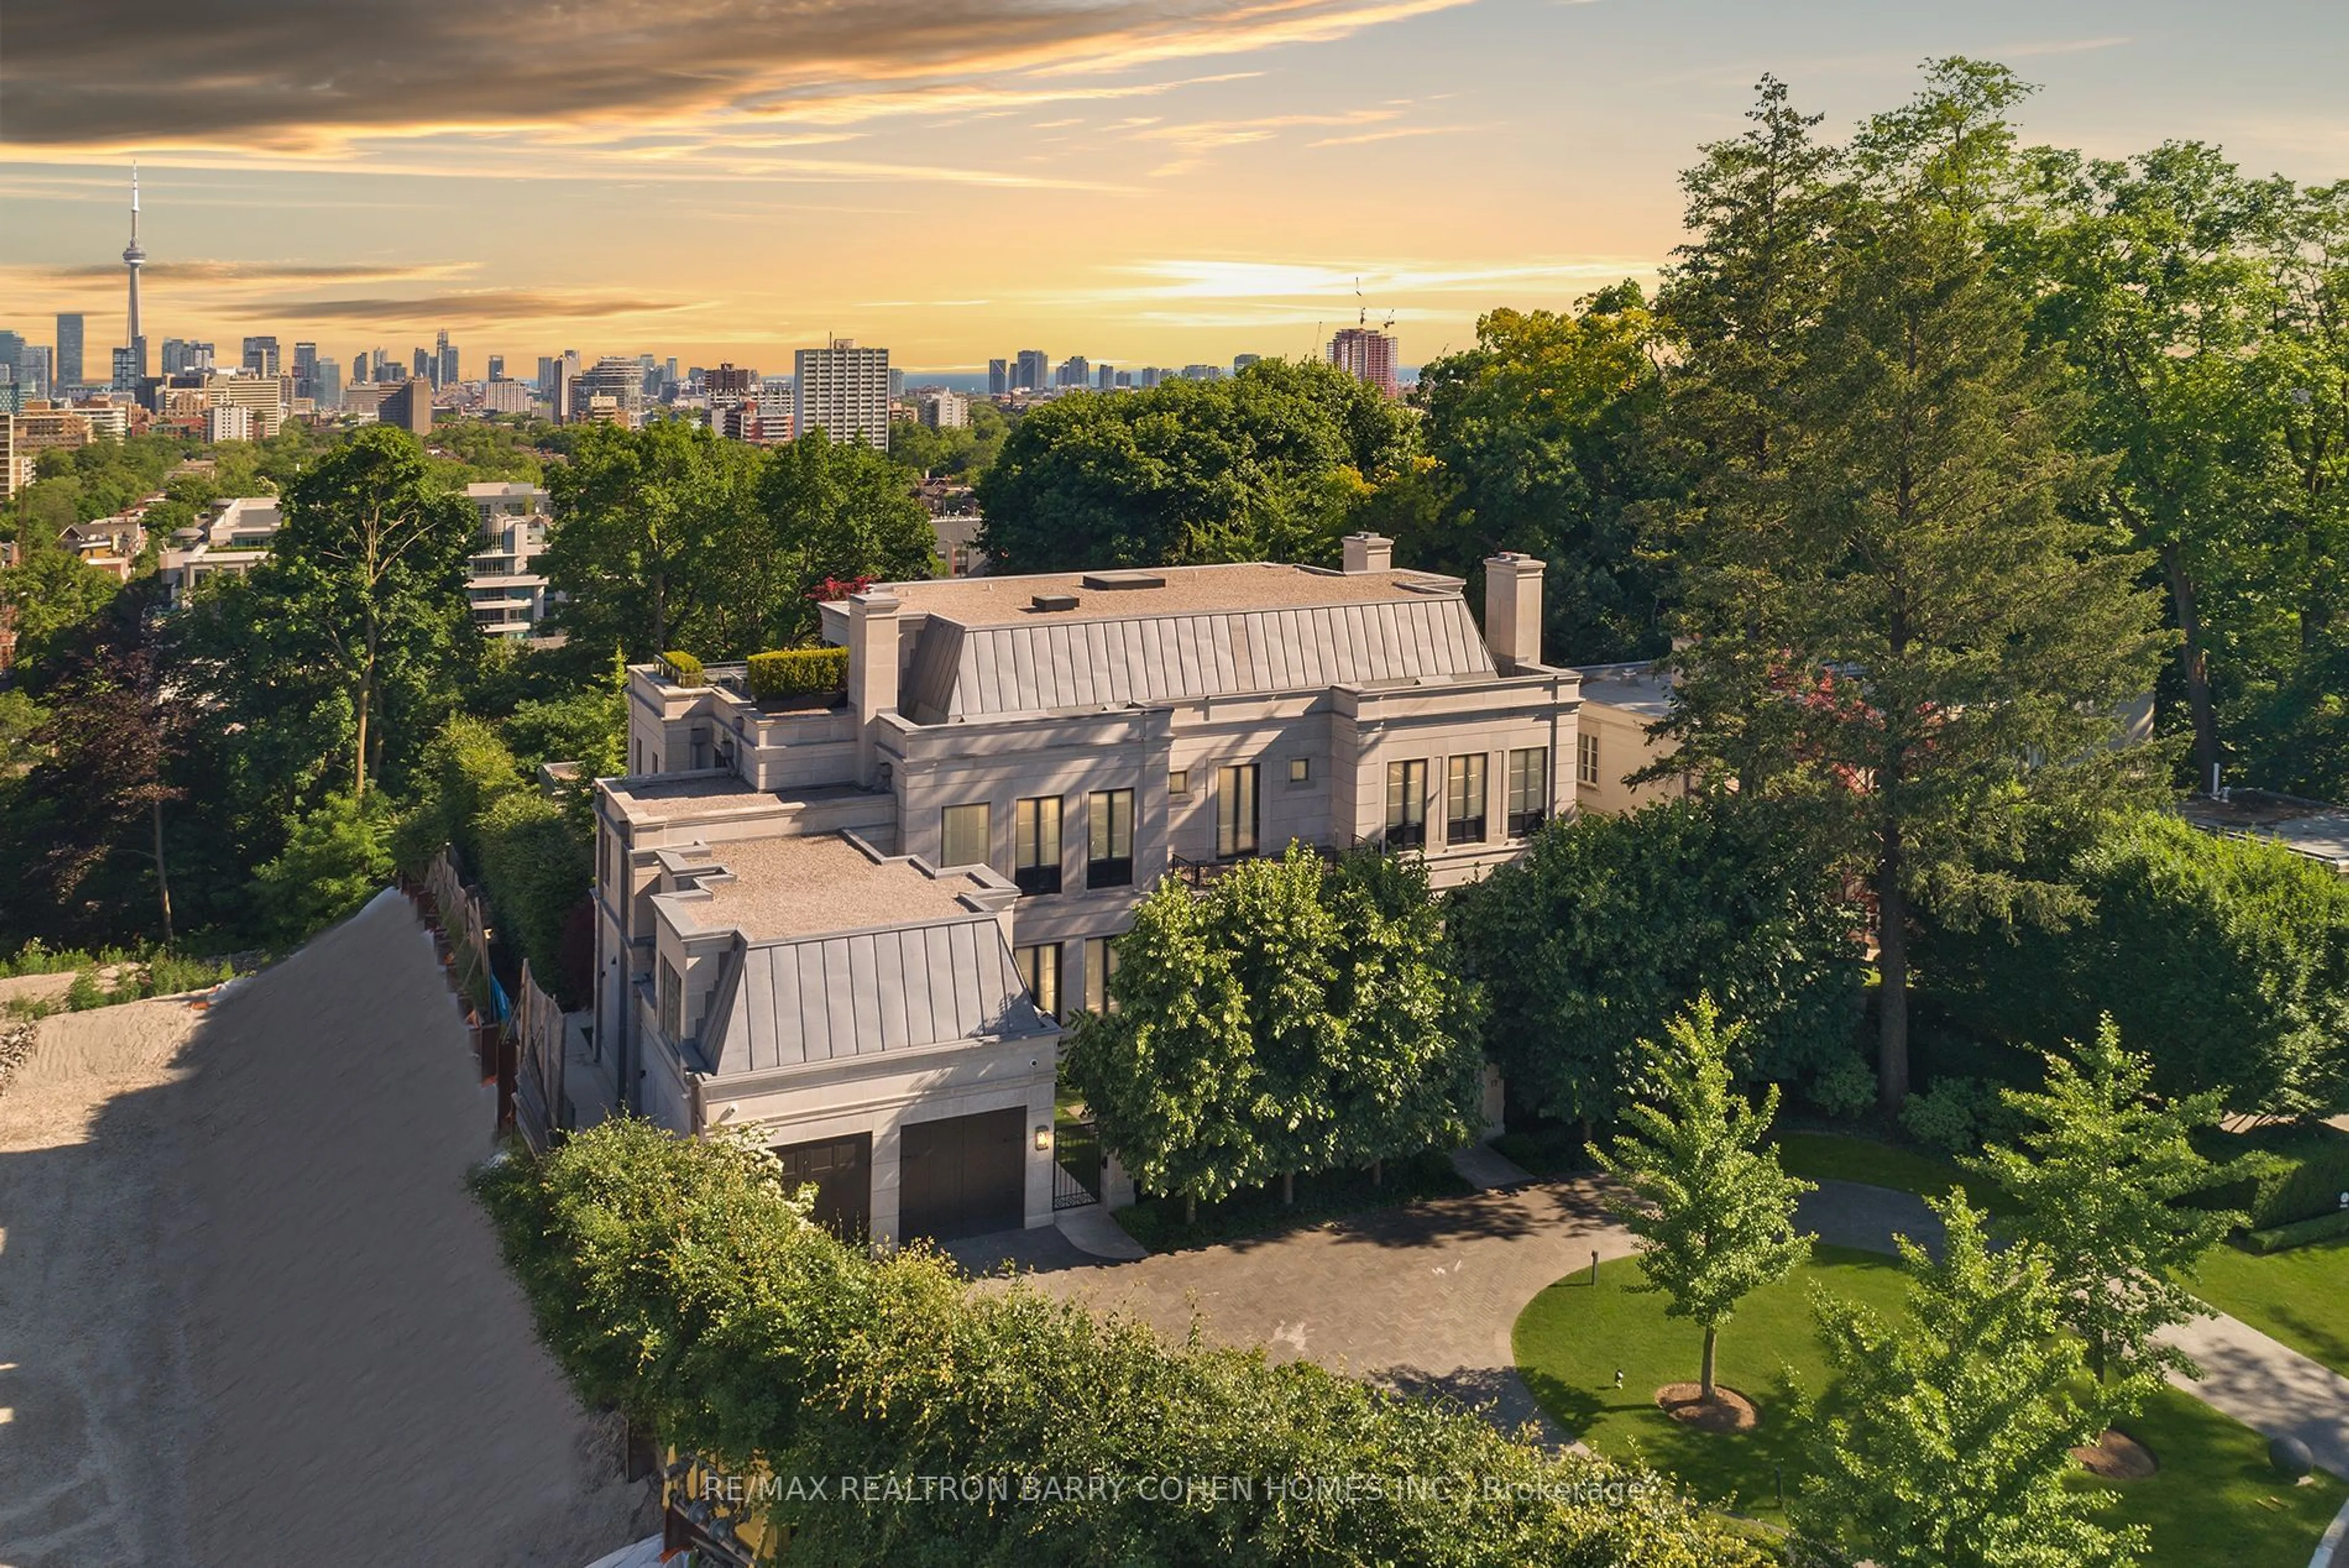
top-left (1080, 570), bottom-right (1167, 590)
top-left (1031, 592), bottom-right (1080, 612)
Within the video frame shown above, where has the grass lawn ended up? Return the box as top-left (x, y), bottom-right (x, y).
top-left (1116, 1151), bottom-right (1471, 1252)
top-left (1514, 1247), bottom-right (2345, 1567)
top-left (2190, 1236), bottom-right (2349, 1378)
top-left (1773, 1130), bottom-right (2007, 1211)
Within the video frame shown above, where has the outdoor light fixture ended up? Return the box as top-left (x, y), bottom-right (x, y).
top-left (1035, 1125), bottom-right (1053, 1151)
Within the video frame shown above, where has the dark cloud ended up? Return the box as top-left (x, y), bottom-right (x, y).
top-left (0, 0), bottom-right (1457, 149)
top-left (236, 291), bottom-right (693, 323)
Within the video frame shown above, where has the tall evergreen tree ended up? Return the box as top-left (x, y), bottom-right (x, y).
top-left (1658, 62), bottom-right (2170, 1107)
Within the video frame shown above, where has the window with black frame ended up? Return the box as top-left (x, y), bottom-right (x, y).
top-left (1014, 795), bottom-right (1063, 894)
top-left (1385, 758), bottom-right (1427, 849)
top-left (1215, 764), bottom-right (1260, 859)
top-left (1507, 745), bottom-right (1549, 836)
top-left (1087, 789), bottom-right (1134, 888)
top-left (1446, 753), bottom-right (1487, 844)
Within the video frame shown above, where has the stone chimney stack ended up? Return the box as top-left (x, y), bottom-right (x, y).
top-left (1483, 552), bottom-right (1545, 674)
top-left (1341, 532), bottom-right (1393, 574)
top-left (846, 589), bottom-right (902, 785)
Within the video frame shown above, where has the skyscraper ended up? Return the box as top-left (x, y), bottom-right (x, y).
top-left (55, 313), bottom-right (84, 390)
top-left (435, 330), bottom-right (459, 389)
top-left (793, 340), bottom-right (890, 449)
top-left (1233, 354), bottom-right (1261, 374)
top-left (1096, 363), bottom-right (1116, 390)
top-left (242, 336), bottom-right (281, 377)
top-left (413, 346), bottom-right (431, 381)
top-left (379, 377), bottom-right (432, 436)
top-left (1327, 326), bottom-right (1399, 399)
top-left (121, 165), bottom-right (147, 380)
top-left (488, 354), bottom-right (506, 382)
top-left (987, 358), bottom-right (1008, 396)
top-left (314, 357), bottom-right (343, 409)
top-left (17, 346), bottom-right (53, 400)
top-left (292, 341), bottom-right (317, 399)
top-left (1014, 349), bottom-right (1049, 392)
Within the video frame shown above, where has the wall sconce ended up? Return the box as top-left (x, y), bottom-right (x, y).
top-left (1034, 1125), bottom-right (1053, 1152)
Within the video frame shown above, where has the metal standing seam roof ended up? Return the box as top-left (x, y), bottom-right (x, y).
top-left (697, 916), bottom-right (1053, 1077)
top-left (901, 596), bottom-right (1499, 722)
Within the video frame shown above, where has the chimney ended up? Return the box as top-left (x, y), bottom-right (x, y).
top-left (1483, 552), bottom-right (1545, 674)
top-left (846, 589), bottom-right (902, 785)
top-left (1341, 532), bottom-right (1393, 574)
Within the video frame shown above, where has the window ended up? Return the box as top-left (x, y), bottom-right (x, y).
top-left (1385, 759), bottom-right (1427, 849)
top-left (1014, 795), bottom-right (1063, 895)
top-left (940, 802), bottom-right (990, 868)
top-left (1215, 764), bottom-right (1260, 859)
top-left (658, 959), bottom-right (681, 1041)
top-left (1087, 789), bottom-right (1134, 888)
top-left (1168, 768), bottom-right (1190, 795)
top-left (1084, 935), bottom-right (1122, 1014)
top-left (1445, 754), bottom-right (1488, 845)
top-left (1288, 757), bottom-right (1311, 784)
top-left (1507, 746), bottom-right (1549, 837)
top-left (596, 829), bottom-right (610, 893)
top-left (1016, 942), bottom-right (1063, 1020)
top-left (1578, 732), bottom-right (1601, 788)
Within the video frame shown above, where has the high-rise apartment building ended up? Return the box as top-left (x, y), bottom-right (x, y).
top-left (313, 357), bottom-right (343, 409)
top-left (706, 363), bottom-right (757, 398)
top-left (17, 346), bottom-right (54, 401)
top-left (412, 346), bottom-right (431, 381)
top-left (1096, 363), bottom-right (1116, 390)
top-left (379, 377), bottom-right (432, 436)
top-left (1233, 354), bottom-right (1261, 374)
top-left (435, 330), bottom-right (459, 389)
top-left (987, 358), bottom-right (1009, 396)
top-left (568, 356), bottom-right (644, 426)
top-left (487, 354), bottom-right (506, 381)
top-left (916, 389), bottom-right (970, 430)
top-left (0, 332), bottom-right (24, 381)
top-left (1014, 349), bottom-right (1049, 392)
top-left (792, 340), bottom-right (890, 449)
top-left (1055, 355), bottom-right (1089, 388)
top-left (291, 342), bottom-right (318, 400)
top-left (55, 313), bottom-right (84, 390)
top-left (111, 346), bottom-right (142, 393)
top-left (242, 336), bottom-right (281, 377)
top-left (1327, 326), bottom-right (1399, 399)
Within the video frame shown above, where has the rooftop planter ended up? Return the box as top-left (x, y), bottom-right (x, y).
top-left (659, 650), bottom-right (708, 688)
top-left (744, 647), bottom-right (848, 705)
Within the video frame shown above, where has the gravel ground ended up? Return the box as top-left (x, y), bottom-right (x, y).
top-left (0, 889), bottom-right (652, 1567)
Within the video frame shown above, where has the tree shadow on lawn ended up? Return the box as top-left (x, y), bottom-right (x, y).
top-left (1519, 1361), bottom-right (1813, 1518)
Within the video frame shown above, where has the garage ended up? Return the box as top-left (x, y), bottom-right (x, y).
top-left (897, 1107), bottom-right (1026, 1242)
top-left (772, 1132), bottom-right (872, 1239)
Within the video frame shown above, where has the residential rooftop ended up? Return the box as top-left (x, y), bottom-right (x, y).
top-left (685, 834), bottom-right (995, 942)
top-left (2180, 792), bottom-right (2349, 874)
top-left (878, 561), bottom-right (1464, 630)
top-left (1573, 660), bottom-right (1673, 717)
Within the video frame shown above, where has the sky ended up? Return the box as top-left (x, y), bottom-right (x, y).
top-left (4, 0), bottom-right (2347, 378)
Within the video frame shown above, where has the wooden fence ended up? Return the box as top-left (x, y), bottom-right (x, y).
top-left (510, 959), bottom-right (566, 1154)
top-left (413, 845), bottom-right (548, 1145)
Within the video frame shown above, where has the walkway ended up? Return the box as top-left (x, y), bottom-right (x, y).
top-left (1000, 1165), bottom-right (2349, 1486)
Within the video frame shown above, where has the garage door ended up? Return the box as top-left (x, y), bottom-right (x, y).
top-left (898, 1108), bottom-right (1026, 1243)
top-left (773, 1132), bottom-right (871, 1239)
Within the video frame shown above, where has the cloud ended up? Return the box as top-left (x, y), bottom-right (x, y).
top-left (2, 260), bottom-right (476, 286)
top-left (0, 0), bottom-right (1472, 154)
top-left (1305, 124), bottom-right (1475, 147)
top-left (234, 291), bottom-right (702, 325)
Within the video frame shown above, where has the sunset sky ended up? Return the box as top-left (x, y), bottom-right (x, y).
top-left (5, 0), bottom-right (2345, 377)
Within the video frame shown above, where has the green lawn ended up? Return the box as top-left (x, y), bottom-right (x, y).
top-left (1513, 1248), bottom-right (2345, 1567)
top-left (1773, 1130), bottom-right (2007, 1211)
top-left (2190, 1237), bottom-right (2349, 1378)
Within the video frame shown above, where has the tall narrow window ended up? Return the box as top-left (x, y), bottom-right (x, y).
top-left (1014, 795), bottom-right (1063, 894)
top-left (1215, 764), bottom-right (1260, 859)
top-left (1385, 759), bottom-right (1427, 849)
top-left (1087, 789), bottom-right (1134, 888)
top-left (658, 959), bottom-right (681, 1041)
top-left (1083, 935), bottom-right (1122, 1014)
top-left (1578, 731), bottom-right (1601, 787)
top-left (1445, 754), bottom-right (1488, 845)
top-left (940, 802), bottom-right (990, 868)
top-left (1507, 746), bottom-right (1549, 836)
top-left (1016, 942), bottom-right (1063, 1020)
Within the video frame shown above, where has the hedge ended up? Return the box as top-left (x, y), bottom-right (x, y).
top-left (477, 1120), bottom-right (1761, 1568)
top-left (2192, 1123), bottom-right (2349, 1229)
top-left (2236, 1208), bottom-right (2349, 1255)
top-left (746, 646), bottom-right (848, 700)
top-left (661, 649), bottom-right (707, 686)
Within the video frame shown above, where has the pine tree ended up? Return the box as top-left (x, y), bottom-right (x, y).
top-left (1592, 995), bottom-right (1813, 1398)
top-left (1966, 1016), bottom-right (2246, 1382)
top-left (1794, 1194), bottom-right (2147, 1568)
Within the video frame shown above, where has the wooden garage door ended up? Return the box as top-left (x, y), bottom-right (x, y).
top-left (773, 1132), bottom-right (871, 1239)
top-left (898, 1108), bottom-right (1026, 1243)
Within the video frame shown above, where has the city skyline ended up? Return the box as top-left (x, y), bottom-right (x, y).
top-left (4, 0), bottom-right (2347, 370)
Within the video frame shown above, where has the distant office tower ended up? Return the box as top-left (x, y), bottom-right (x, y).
top-left (1233, 354), bottom-right (1261, 374)
top-left (242, 336), bottom-right (281, 377)
top-left (1014, 349), bottom-right (1048, 392)
top-left (0, 332), bottom-right (23, 379)
top-left (706, 363), bottom-right (757, 398)
top-left (56, 313), bottom-right (84, 389)
top-left (122, 166), bottom-right (147, 381)
top-left (916, 389), bottom-right (969, 430)
top-left (432, 330), bottom-right (459, 389)
top-left (1115, 370), bottom-right (1132, 388)
top-left (1056, 355), bottom-right (1088, 388)
top-left (536, 355), bottom-right (558, 394)
top-left (111, 346), bottom-right (142, 393)
top-left (1327, 326), bottom-right (1398, 398)
top-left (548, 349), bottom-right (582, 420)
top-left (409, 346), bottom-right (427, 380)
top-left (292, 342), bottom-right (318, 399)
top-left (664, 357), bottom-right (679, 386)
top-left (793, 341), bottom-right (890, 449)
top-left (314, 357), bottom-right (343, 409)
top-left (486, 354), bottom-right (505, 381)
top-left (1096, 363), bottom-right (1116, 390)
top-left (160, 338), bottom-right (185, 374)
top-left (568, 356), bottom-right (644, 426)
top-left (379, 377), bottom-right (432, 436)
top-left (355, 345), bottom-right (373, 381)
top-left (17, 346), bottom-right (53, 400)
top-left (987, 358), bottom-right (1008, 395)
top-left (1136, 366), bottom-right (1161, 388)
top-left (887, 366), bottom-right (905, 400)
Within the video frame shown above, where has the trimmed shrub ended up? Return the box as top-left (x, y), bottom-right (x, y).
top-left (1897, 1076), bottom-right (2023, 1156)
top-left (660, 649), bottom-right (707, 686)
top-left (745, 646), bottom-right (848, 701)
top-left (2192, 1123), bottom-right (2349, 1228)
top-left (2236, 1208), bottom-right (2349, 1255)
top-left (477, 790), bottom-right (590, 992)
top-left (1809, 1052), bottom-right (1879, 1121)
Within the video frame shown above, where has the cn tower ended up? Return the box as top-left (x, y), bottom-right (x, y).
top-left (124, 163), bottom-right (147, 376)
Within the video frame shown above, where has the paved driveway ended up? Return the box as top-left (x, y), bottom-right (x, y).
top-left (1012, 1181), bottom-right (1638, 1436)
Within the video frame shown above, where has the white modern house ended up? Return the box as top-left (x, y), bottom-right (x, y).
top-left (591, 537), bottom-right (1663, 1244)
top-left (157, 496), bottom-right (280, 603)
top-left (463, 481), bottom-right (552, 639)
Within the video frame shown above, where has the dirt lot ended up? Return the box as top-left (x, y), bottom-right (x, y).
top-left (0, 890), bottom-right (651, 1567)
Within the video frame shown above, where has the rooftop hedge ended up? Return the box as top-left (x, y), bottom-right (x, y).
top-left (746, 646), bottom-right (848, 701)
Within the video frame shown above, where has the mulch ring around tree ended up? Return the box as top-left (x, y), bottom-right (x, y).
top-left (1655, 1382), bottom-right (1760, 1433)
top-left (2071, 1429), bottom-right (2159, 1480)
